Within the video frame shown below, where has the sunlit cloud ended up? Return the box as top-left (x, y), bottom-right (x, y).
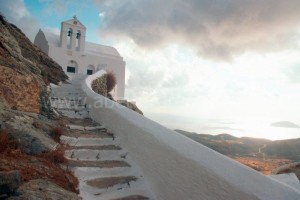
top-left (95, 0), bottom-right (300, 60)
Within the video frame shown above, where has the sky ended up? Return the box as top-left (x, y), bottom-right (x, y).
top-left (1, 0), bottom-right (300, 140)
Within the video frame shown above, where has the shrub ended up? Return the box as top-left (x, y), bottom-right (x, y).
top-left (106, 72), bottom-right (117, 93)
top-left (91, 75), bottom-right (107, 96)
top-left (42, 145), bottom-right (66, 164)
top-left (0, 130), bottom-right (19, 153)
top-left (51, 127), bottom-right (63, 143)
top-left (0, 130), bottom-right (10, 153)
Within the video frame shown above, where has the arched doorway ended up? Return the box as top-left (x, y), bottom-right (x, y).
top-left (87, 65), bottom-right (95, 75)
top-left (67, 60), bottom-right (78, 73)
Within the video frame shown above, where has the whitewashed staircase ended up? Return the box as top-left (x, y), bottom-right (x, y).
top-left (50, 75), bottom-right (152, 200)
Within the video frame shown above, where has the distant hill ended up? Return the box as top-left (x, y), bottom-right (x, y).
top-left (175, 129), bottom-right (300, 161)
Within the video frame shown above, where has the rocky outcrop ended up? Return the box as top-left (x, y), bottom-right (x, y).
top-left (0, 14), bottom-right (68, 114)
top-left (0, 103), bottom-right (57, 155)
top-left (0, 66), bottom-right (40, 113)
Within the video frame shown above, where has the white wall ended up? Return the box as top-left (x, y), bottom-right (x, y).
top-left (81, 71), bottom-right (300, 200)
top-left (48, 44), bottom-right (125, 100)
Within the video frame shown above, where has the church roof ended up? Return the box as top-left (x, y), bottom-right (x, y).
top-left (62, 17), bottom-right (86, 29)
top-left (41, 30), bottom-right (121, 58)
top-left (85, 42), bottom-right (120, 57)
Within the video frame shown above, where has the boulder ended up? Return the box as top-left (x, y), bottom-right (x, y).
top-left (117, 100), bottom-right (144, 115)
top-left (0, 171), bottom-right (20, 195)
top-left (16, 179), bottom-right (81, 200)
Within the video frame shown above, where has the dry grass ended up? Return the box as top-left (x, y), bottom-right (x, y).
top-left (232, 156), bottom-right (292, 175)
top-left (51, 127), bottom-right (63, 143)
top-left (41, 145), bottom-right (67, 164)
top-left (0, 130), bottom-right (19, 153)
top-left (0, 122), bottom-right (78, 193)
top-left (0, 130), bottom-right (10, 153)
top-left (0, 148), bottom-right (79, 193)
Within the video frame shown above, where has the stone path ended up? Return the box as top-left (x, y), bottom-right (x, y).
top-left (50, 75), bottom-right (152, 200)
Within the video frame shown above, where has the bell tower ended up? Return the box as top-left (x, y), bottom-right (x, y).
top-left (60, 15), bottom-right (86, 52)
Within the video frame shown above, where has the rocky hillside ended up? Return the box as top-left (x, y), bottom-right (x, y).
top-left (176, 129), bottom-right (300, 176)
top-left (0, 14), bottom-right (68, 113)
top-left (175, 129), bottom-right (300, 160)
top-left (0, 14), bottom-right (79, 199)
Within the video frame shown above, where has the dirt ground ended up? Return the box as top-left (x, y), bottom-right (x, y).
top-left (232, 156), bottom-right (293, 175)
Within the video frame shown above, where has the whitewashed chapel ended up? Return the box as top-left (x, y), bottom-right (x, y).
top-left (34, 16), bottom-right (125, 99)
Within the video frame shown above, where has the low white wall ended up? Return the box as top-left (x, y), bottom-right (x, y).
top-left (82, 71), bottom-right (300, 200)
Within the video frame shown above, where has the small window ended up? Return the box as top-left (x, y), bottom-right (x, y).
top-left (87, 69), bottom-right (93, 75)
top-left (67, 66), bottom-right (76, 73)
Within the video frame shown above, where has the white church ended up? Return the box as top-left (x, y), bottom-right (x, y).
top-left (34, 16), bottom-right (125, 100)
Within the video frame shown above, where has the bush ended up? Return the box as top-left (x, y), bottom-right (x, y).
top-left (91, 72), bottom-right (117, 96)
top-left (106, 72), bottom-right (117, 93)
top-left (91, 75), bottom-right (107, 96)
top-left (51, 127), bottom-right (63, 143)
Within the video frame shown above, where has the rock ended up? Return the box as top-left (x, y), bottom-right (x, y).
top-left (117, 100), bottom-right (144, 115)
top-left (4, 114), bottom-right (56, 155)
top-left (17, 179), bottom-right (81, 200)
top-left (0, 171), bottom-right (21, 195)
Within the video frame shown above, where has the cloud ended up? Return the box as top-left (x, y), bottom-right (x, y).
top-left (271, 121), bottom-right (300, 128)
top-left (95, 0), bottom-right (300, 60)
top-left (285, 64), bottom-right (300, 83)
top-left (0, 0), bottom-right (40, 41)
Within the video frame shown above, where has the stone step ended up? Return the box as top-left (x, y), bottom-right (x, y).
top-left (65, 149), bottom-right (128, 161)
top-left (73, 167), bottom-right (135, 181)
top-left (110, 195), bottom-right (149, 200)
top-left (67, 160), bottom-right (130, 168)
top-left (77, 176), bottom-right (150, 200)
top-left (63, 130), bottom-right (113, 139)
top-left (52, 102), bottom-right (85, 106)
top-left (92, 186), bottom-right (152, 200)
top-left (56, 109), bottom-right (90, 119)
top-left (67, 145), bottom-right (122, 151)
top-left (67, 124), bottom-right (106, 131)
top-left (51, 91), bottom-right (84, 98)
top-left (61, 135), bottom-right (118, 146)
top-left (61, 117), bottom-right (101, 127)
top-left (87, 176), bottom-right (137, 189)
